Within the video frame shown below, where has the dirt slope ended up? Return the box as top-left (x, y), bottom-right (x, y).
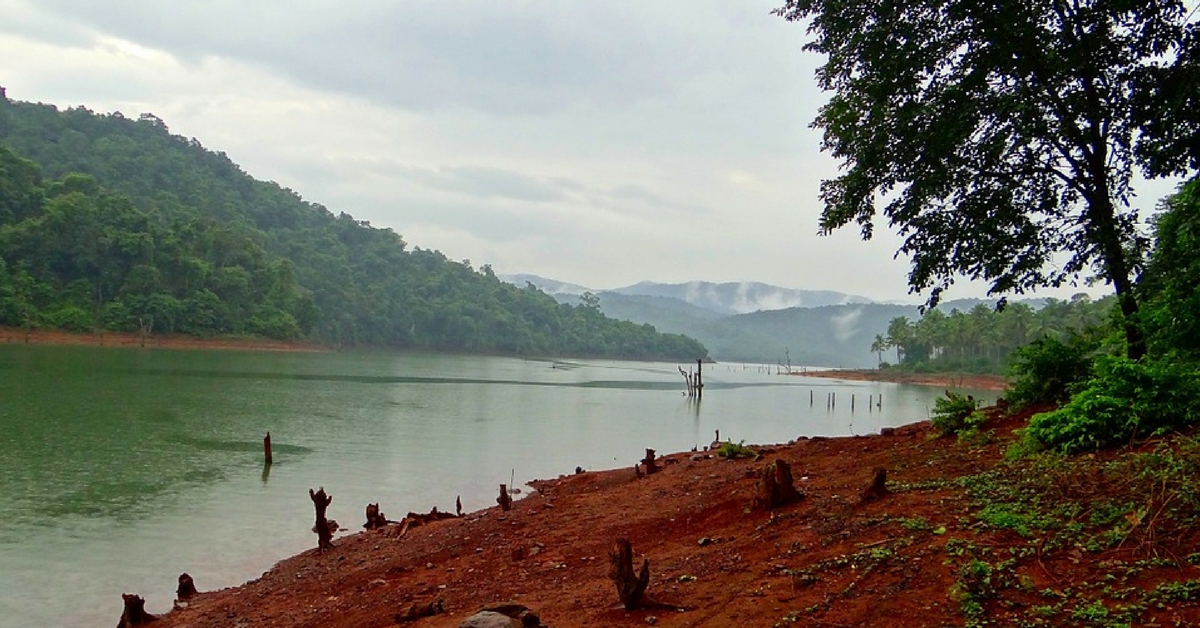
top-left (137, 405), bottom-right (1200, 628)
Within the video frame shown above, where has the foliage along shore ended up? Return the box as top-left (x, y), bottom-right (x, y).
top-left (0, 325), bottom-right (327, 352)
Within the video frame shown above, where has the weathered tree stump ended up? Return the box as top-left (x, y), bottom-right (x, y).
top-left (263, 432), bottom-right (272, 465)
top-left (364, 503), bottom-right (390, 529)
top-left (309, 487), bottom-right (334, 550)
top-left (609, 537), bottom-right (651, 610)
top-left (860, 467), bottom-right (889, 503)
top-left (175, 573), bottom-right (198, 600)
top-left (753, 459), bottom-right (804, 510)
top-left (497, 484), bottom-right (512, 511)
top-left (641, 448), bottom-right (659, 475)
top-left (116, 593), bottom-right (157, 627)
top-left (405, 506), bottom-right (457, 523)
top-left (395, 598), bottom-right (444, 623)
top-left (456, 495), bottom-right (463, 517)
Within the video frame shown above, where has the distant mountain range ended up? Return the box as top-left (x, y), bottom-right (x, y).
top-left (500, 275), bottom-right (1034, 368)
top-left (501, 276), bottom-right (873, 314)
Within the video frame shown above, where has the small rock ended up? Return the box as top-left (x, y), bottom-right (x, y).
top-left (698, 537), bottom-right (714, 546)
top-left (647, 616), bottom-right (658, 625)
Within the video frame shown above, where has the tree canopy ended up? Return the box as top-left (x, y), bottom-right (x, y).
top-left (775, 0), bottom-right (1199, 359)
top-left (0, 93), bottom-right (708, 361)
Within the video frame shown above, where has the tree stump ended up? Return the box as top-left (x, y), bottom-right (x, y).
top-left (309, 487), bottom-right (334, 550)
top-left (497, 484), bottom-right (512, 511)
top-left (263, 432), bottom-right (272, 465)
top-left (753, 459), bottom-right (804, 510)
top-left (175, 573), bottom-right (198, 600)
top-left (641, 448), bottom-right (659, 475)
top-left (395, 598), bottom-right (444, 623)
top-left (116, 593), bottom-right (157, 627)
top-left (860, 467), bottom-right (889, 503)
top-left (456, 495), bottom-right (463, 517)
top-left (364, 503), bottom-right (389, 529)
top-left (608, 537), bottom-right (651, 610)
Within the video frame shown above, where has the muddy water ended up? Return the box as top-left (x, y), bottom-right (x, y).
top-left (0, 345), bottom-right (989, 627)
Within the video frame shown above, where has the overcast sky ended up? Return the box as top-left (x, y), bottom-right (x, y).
top-left (0, 1), bottom-right (1181, 303)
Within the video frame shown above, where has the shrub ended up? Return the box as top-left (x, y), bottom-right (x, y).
top-left (41, 305), bottom-right (93, 332)
top-left (1006, 335), bottom-right (1097, 408)
top-left (717, 440), bottom-right (758, 460)
top-left (931, 391), bottom-right (981, 436)
top-left (1020, 356), bottom-right (1200, 453)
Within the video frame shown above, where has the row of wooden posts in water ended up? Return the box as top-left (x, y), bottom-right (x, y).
top-left (812, 390), bottom-right (884, 411)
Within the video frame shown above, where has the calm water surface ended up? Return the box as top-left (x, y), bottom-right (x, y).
top-left (0, 345), bottom-right (989, 627)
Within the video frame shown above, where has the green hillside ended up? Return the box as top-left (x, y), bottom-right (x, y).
top-left (0, 91), bottom-right (706, 360)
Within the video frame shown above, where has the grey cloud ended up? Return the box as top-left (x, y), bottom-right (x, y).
top-left (364, 162), bottom-right (571, 204)
top-left (23, 1), bottom-right (710, 115)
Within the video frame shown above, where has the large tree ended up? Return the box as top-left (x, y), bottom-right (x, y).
top-left (776, 0), bottom-right (1199, 359)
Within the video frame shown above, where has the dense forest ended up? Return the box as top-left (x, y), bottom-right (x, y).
top-left (0, 91), bottom-right (706, 360)
top-left (874, 295), bottom-right (1114, 373)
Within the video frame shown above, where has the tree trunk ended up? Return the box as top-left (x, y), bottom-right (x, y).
top-left (117, 593), bottom-right (157, 627)
top-left (497, 484), bottom-right (512, 511)
top-left (753, 459), bottom-right (803, 510)
top-left (641, 449), bottom-right (659, 475)
top-left (860, 467), bottom-right (890, 503)
top-left (608, 538), bottom-right (651, 611)
top-left (309, 487), bottom-right (334, 550)
top-left (363, 503), bottom-right (389, 529)
top-left (175, 573), bottom-right (198, 600)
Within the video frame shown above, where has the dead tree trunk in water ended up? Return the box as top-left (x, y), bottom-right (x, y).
top-left (263, 432), bottom-right (272, 465)
top-left (695, 359), bottom-right (704, 399)
top-left (117, 593), bottom-right (157, 627)
top-left (609, 538), bottom-right (651, 610)
top-left (309, 487), bottom-right (334, 550)
top-left (678, 366), bottom-right (694, 396)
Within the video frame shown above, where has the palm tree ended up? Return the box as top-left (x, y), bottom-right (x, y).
top-left (870, 334), bottom-right (887, 367)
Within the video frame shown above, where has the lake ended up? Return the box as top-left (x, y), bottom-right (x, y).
top-left (0, 345), bottom-right (990, 627)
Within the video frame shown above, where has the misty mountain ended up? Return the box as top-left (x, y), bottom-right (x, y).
top-left (499, 275), bottom-right (906, 367)
top-left (599, 295), bottom-right (918, 368)
top-left (499, 274), bottom-right (593, 297)
top-left (501, 275), bottom-right (872, 315)
top-left (609, 281), bottom-right (872, 315)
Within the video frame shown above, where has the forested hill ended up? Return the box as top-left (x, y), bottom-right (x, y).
top-left (0, 91), bottom-right (707, 360)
